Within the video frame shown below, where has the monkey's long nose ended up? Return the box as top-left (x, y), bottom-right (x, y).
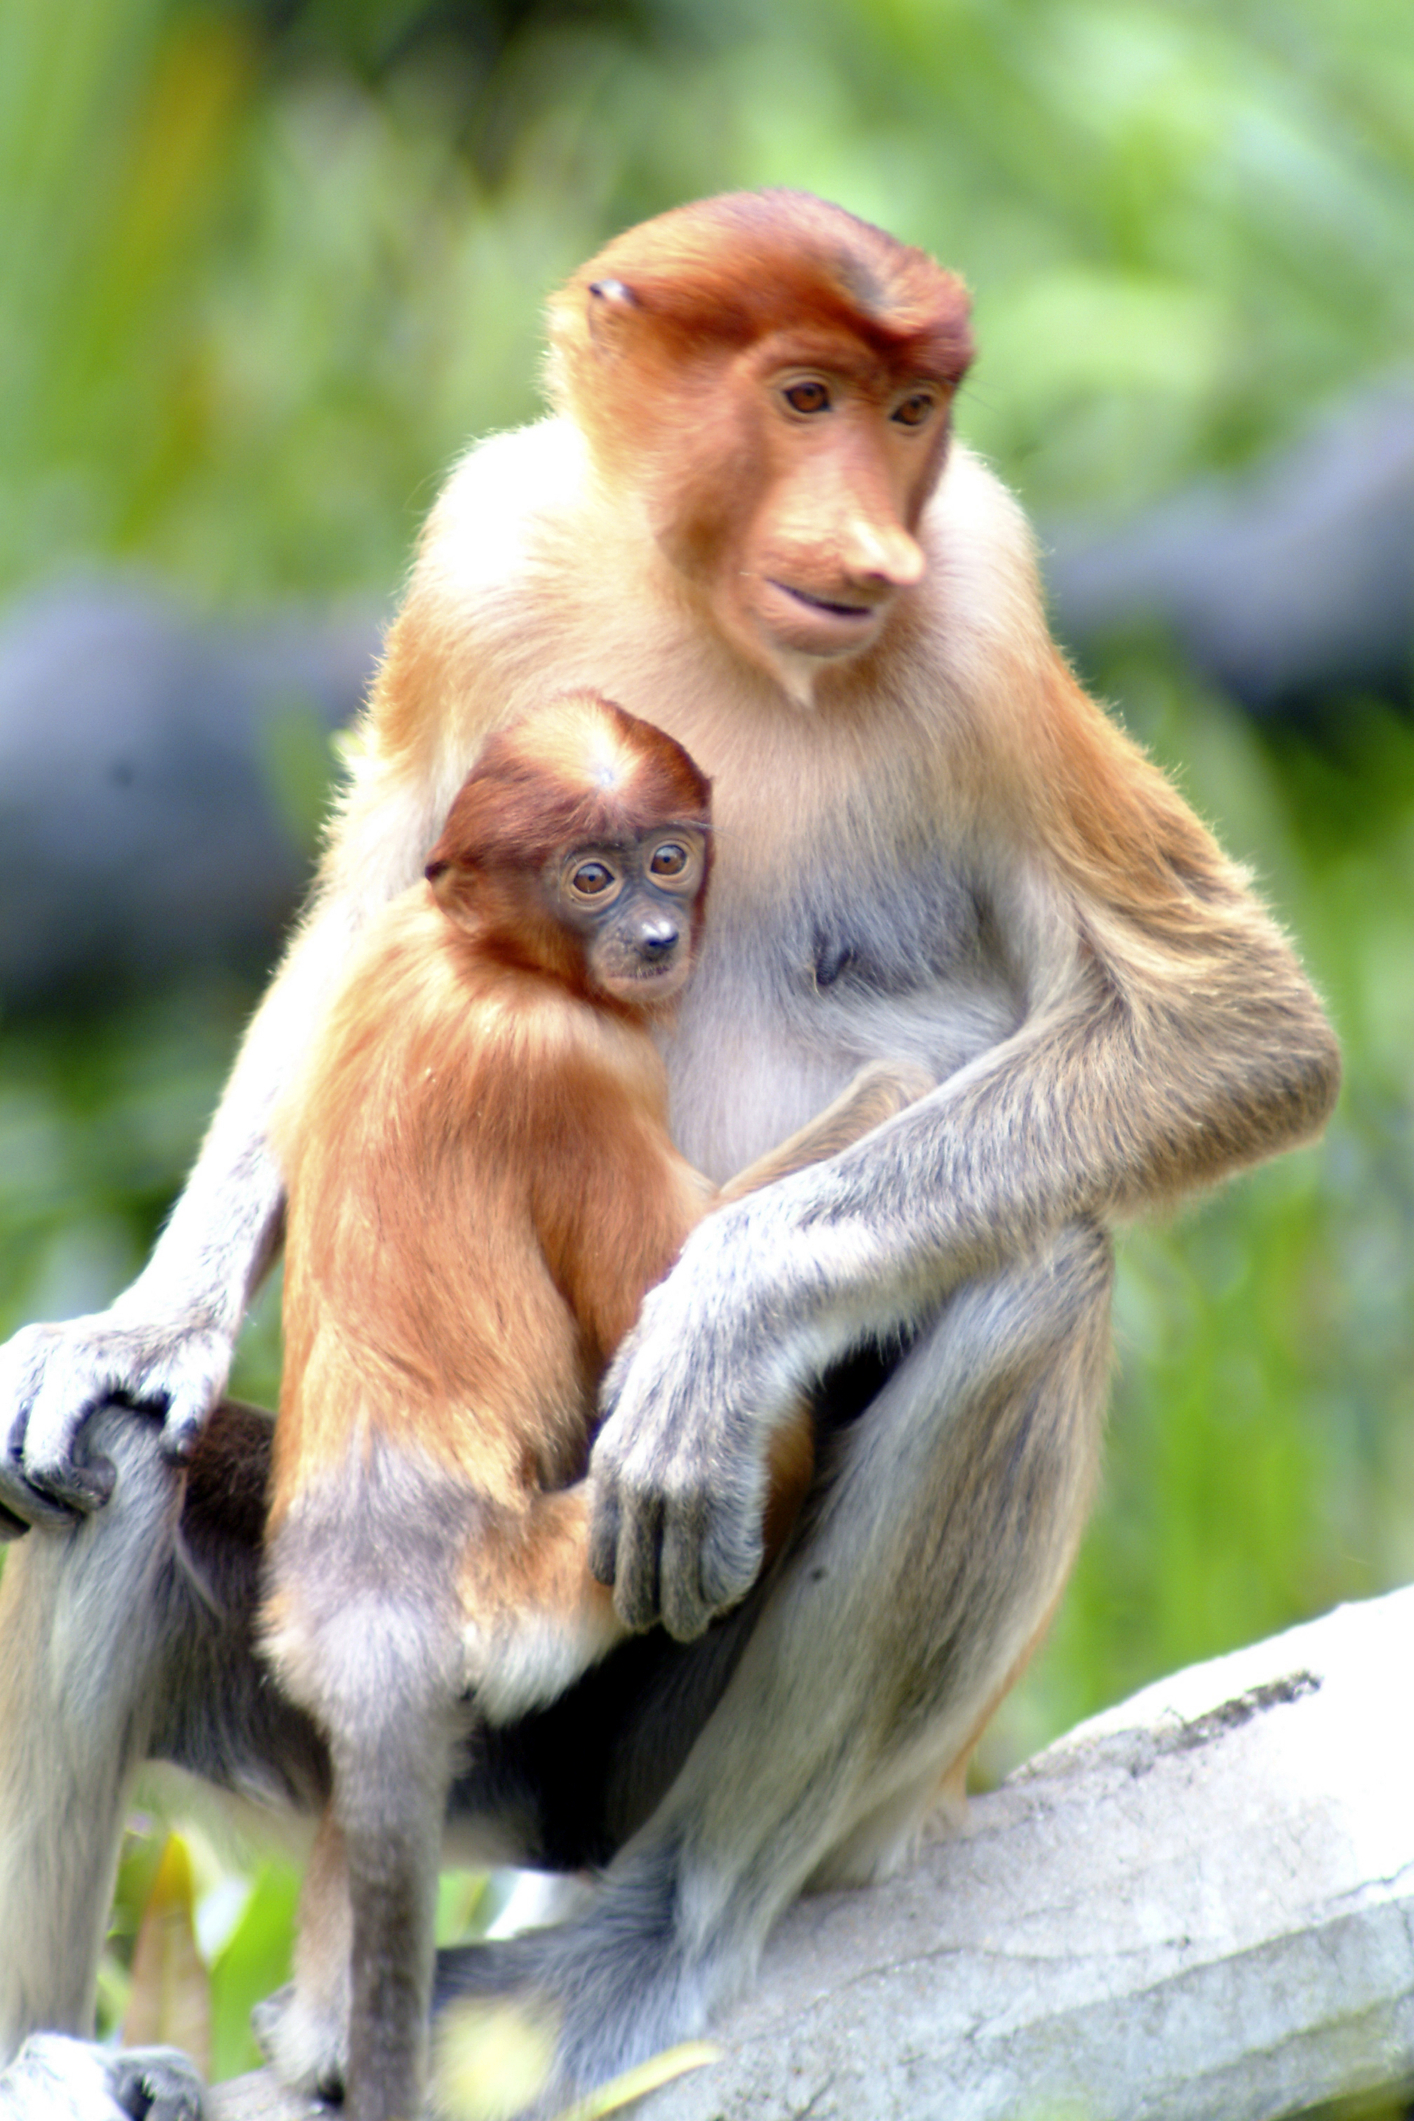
top-left (842, 514), bottom-right (925, 589)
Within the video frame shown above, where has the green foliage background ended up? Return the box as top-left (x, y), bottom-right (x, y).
top-left (1, 0), bottom-right (1411, 2077)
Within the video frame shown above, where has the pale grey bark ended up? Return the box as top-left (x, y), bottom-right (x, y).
top-left (614, 1585), bottom-right (1414, 2121)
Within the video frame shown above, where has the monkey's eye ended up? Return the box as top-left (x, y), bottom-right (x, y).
top-left (891, 389), bottom-right (939, 429)
top-left (781, 378), bottom-right (832, 417)
top-left (568, 859), bottom-right (619, 900)
top-left (649, 840), bottom-right (690, 879)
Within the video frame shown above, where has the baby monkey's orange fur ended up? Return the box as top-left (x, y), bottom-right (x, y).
top-left (260, 691), bottom-right (926, 2121)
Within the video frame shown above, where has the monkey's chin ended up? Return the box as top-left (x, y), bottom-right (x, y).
top-left (712, 582), bottom-right (883, 708)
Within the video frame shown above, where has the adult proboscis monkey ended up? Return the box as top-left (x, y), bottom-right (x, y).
top-left (0, 190), bottom-right (1338, 2118)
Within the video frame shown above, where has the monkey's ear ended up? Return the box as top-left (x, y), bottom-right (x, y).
top-left (587, 277), bottom-right (641, 357)
top-left (426, 858), bottom-right (480, 936)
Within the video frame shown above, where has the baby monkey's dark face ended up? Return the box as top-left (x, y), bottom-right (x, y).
top-left (549, 826), bottom-right (708, 1004)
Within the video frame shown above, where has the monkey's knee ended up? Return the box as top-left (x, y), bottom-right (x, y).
top-left (919, 1219), bottom-right (1114, 1467)
top-left (988, 1215), bottom-right (1115, 1364)
top-left (809, 1229), bottom-right (1114, 1755)
top-left (0, 1402), bottom-right (185, 1704)
top-left (937, 1227), bottom-right (1115, 1535)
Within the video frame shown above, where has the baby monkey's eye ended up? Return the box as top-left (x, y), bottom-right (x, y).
top-left (570, 859), bottom-right (617, 898)
top-left (649, 841), bottom-right (689, 878)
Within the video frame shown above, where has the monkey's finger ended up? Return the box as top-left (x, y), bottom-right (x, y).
top-left (17, 1439), bottom-right (117, 1513)
top-left (2, 1395), bottom-right (110, 1524)
top-left (0, 1328), bottom-right (70, 1513)
top-left (5, 1331), bottom-right (132, 1511)
top-left (609, 1489), bottom-right (665, 1632)
top-left (0, 1468), bottom-right (80, 1534)
top-left (127, 1331), bottom-right (232, 1466)
top-left (157, 1403), bottom-right (207, 1466)
top-left (658, 1498), bottom-right (725, 1642)
top-left (695, 1511), bottom-right (765, 1623)
top-left (588, 1482), bottom-right (621, 1587)
top-left (0, 1413), bottom-right (87, 1530)
top-left (109, 2046), bottom-right (207, 2121)
top-left (27, 1447), bottom-right (117, 1515)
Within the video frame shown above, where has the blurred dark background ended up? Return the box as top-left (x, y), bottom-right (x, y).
top-left (1, 0), bottom-right (1410, 2070)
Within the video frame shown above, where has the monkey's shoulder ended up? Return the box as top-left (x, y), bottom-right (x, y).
top-left (422, 416), bottom-right (588, 599)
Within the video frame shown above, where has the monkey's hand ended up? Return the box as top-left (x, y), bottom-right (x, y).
top-left (0, 1308), bottom-right (233, 1535)
top-left (591, 1188), bottom-right (878, 1640)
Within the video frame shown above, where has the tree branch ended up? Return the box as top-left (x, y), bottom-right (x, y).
top-left (10, 1590), bottom-right (1414, 2121)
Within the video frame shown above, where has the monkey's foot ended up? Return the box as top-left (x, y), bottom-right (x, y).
top-left (251, 1980), bottom-right (346, 2104)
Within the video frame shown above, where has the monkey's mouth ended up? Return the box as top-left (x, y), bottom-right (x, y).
top-left (763, 581), bottom-right (885, 655)
top-left (601, 957), bottom-right (690, 1003)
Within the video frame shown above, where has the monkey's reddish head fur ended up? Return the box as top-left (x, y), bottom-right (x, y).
top-left (549, 189), bottom-right (974, 446)
top-left (425, 692), bottom-right (713, 992)
top-left (430, 692), bottom-right (711, 876)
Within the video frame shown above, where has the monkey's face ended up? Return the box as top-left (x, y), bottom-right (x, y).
top-left (550, 826), bottom-right (708, 1005)
top-left (642, 343), bottom-right (956, 700)
top-left (717, 354), bottom-right (951, 672)
top-left (552, 193), bottom-right (972, 703)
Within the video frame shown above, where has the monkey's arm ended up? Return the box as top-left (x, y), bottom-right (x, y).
top-left (715, 1060), bottom-right (936, 1204)
top-left (0, 913), bottom-right (340, 1532)
top-left (591, 847), bottom-right (1339, 1642)
top-left (0, 763), bottom-right (437, 1533)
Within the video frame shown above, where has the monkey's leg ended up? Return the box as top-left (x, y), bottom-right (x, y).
top-left (281, 1640), bottom-right (461, 2121)
top-left (434, 1220), bottom-right (1112, 2108)
top-left (0, 1397), bottom-right (322, 2071)
top-left (0, 1404), bottom-right (179, 2062)
top-left (333, 1697), bottom-right (461, 2121)
top-left (249, 1806), bottom-right (352, 2101)
top-left (260, 1443), bottom-right (469, 2121)
top-left (254, 1635), bottom-right (459, 2121)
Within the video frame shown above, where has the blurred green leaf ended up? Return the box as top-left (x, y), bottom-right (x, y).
top-left (208, 1858), bottom-right (302, 2082)
top-left (123, 1835), bottom-right (212, 2078)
